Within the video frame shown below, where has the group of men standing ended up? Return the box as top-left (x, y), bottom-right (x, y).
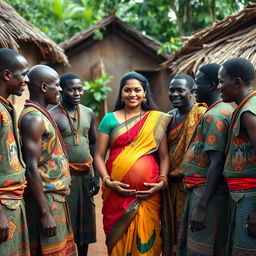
top-left (0, 48), bottom-right (98, 256)
top-left (167, 58), bottom-right (256, 255)
top-left (0, 45), bottom-right (256, 256)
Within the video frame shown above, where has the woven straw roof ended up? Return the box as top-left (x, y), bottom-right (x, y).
top-left (60, 14), bottom-right (170, 60)
top-left (161, 2), bottom-right (256, 76)
top-left (0, 0), bottom-right (69, 66)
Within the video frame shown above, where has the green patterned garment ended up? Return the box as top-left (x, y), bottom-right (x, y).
top-left (223, 94), bottom-right (256, 255)
top-left (0, 98), bottom-right (26, 207)
top-left (224, 95), bottom-right (256, 178)
top-left (0, 98), bottom-right (30, 256)
top-left (182, 101), bottom-right (233, 178)
top-left (20, 106), bottom-right (70, 193)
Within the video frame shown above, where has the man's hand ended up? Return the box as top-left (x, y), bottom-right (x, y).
top-left (189, 205), bottom-right (207, 232)
top-left (0, 209), bottom-right (9, 243)
top-left (247, 209), bottom-right (256, 238)
top-left (88, 176), bottom-right (100, 196)
top-left (40, 212), bottom-right (57, 237)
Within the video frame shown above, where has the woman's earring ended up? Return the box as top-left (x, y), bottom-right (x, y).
top-left (143, 97), bottom-right (147, 104)
top-left (121, 98), bottom-right (123, 104)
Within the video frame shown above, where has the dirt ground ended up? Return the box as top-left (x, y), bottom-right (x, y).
top-left (88, 192), bottom-right (108, 256)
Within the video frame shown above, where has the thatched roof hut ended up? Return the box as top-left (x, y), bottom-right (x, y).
top-left (0, 0), bottom-right (68, 66)
top-left (56, 14), bottom-right (171, 113)
top-left (161, 2), bottom-right (256, 76)
top-left (60, 14), bottom-right (170, 60)
top-left (0, 0), bottom-right (70, 115)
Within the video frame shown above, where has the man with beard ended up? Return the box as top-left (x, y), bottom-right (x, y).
top-left (19, 65), bottom-right (77, 256)
top-left (163, 74), bottom-right (207, 254)
top-left (0, 48), bottom-right (30, 255)
top-left (218, 58), bottom-right (256, 255)
top-left (177, 64), bottom-right (233, 256)
top-left (50, 73), bottom-right (99, 256)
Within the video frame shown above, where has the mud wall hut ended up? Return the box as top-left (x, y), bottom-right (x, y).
top-left (55, 14), bottom-right (171, 113)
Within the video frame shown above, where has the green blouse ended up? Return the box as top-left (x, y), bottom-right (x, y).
top-left (98, 112), bottom-right (120, 135)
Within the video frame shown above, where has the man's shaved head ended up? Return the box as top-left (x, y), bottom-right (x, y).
top-left (27, 65), bottom-right (61, 105)
top-left (27, 65), bottom-right (59, 90)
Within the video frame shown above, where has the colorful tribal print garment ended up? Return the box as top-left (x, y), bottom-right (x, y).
top-left (163, 103), bottom-right (206, 254)
top-left (19, 100), bottom-right (77, 256)
top-left (177, 100), bottom-right (233, 256)
top-left (0, 96), bottom-right (29, 255)
top-left (224, 91), bottom-right (256, 255)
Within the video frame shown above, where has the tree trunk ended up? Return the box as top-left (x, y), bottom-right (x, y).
top-left (172, 3), bottom-right (184, 36)
top-left (209, 0), bottom-right (216, 23)
top-left (187, 0), bottom-right (193, 33)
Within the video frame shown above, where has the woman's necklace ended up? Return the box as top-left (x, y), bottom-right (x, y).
top-left (124, 108), bottom-right (143, 146)
top-left (59, 104), bottom-right (80, 145)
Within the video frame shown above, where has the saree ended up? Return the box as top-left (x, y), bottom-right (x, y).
top-left (102, 110), bottom-right (171, 256)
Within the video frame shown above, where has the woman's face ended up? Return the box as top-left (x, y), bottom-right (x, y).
top-left (121, 79), bottom-right (145, 109)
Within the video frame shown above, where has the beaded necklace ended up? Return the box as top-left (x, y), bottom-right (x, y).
top-left (59, 103), bottom-right (80, 145)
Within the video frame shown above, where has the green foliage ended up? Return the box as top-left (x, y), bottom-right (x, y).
top-left (82, 74), bottom-right (112, 116)
top-left (92, 29), bottom-right (104, 40)
top-left (158, 37), bottom-right (183, 54)
top-left (6, 0), bottom-right (103, 43)
top-left (6, 0), bottom-right (252, 51)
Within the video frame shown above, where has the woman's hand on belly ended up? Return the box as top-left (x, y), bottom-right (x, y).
top-left (105, 179), bottom-right (137, 197)
top-left (135, 181), bottom-right (165, 199)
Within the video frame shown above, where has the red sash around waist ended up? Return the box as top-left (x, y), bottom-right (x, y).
top-left (184, 176), bottom-right (206, 189)
top-left (226, 177), bottom-right (256, 191)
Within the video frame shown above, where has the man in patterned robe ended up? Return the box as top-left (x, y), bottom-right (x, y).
top-left (218, 58), bottom-right (256, 255)
top-left (19, 65), bottom-right (77, 256)
top-left (177, 64), bottom-right (233, 256)
top-left (0, 48), bottom-right (30, 256)
top-left (163, 74), bottom-right (207, 254)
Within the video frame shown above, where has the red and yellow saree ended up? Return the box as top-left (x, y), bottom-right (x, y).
top-left (102, 110), bottom-right (171, 256)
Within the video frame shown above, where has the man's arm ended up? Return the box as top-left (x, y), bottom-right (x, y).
top-left (88, 108), bottom-right (100, 196)
top-left (20, 114), bottom-right (56, 237)
top-left (241, 111), bottom-right (256, 238)
top-left (189, 150), bottom-right (225, 232)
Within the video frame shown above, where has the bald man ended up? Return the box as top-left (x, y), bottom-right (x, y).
top-left (0, 48), bottom-right (30, 255)
top-left (19, 65), bottom-right (77, 255)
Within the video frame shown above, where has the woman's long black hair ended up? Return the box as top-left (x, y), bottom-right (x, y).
top-left (114, 71), bottom-right (158, 111)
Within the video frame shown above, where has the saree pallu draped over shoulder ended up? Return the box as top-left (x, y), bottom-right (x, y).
top-left (102, 110), bottom-right (171, 256)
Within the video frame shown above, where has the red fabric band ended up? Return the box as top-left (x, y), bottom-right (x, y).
top-left (226, 177), bottom-right (256, 191)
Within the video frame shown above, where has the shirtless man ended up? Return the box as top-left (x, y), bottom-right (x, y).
top-left (50, 73), bottom-right (99, 256)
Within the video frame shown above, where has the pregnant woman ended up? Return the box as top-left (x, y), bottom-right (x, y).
top-left (95, 71), bottom-right (171, 256)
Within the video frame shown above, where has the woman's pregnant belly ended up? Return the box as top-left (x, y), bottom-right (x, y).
top-left (121, 154), bottom-right (159, 191)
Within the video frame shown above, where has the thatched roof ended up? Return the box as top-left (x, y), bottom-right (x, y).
top-left (161, 2), bottom-right (256, 76)
top-left (60, 14), bottom-right (170, 61)
top-left (0, 0), bottom-right (69, 66)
